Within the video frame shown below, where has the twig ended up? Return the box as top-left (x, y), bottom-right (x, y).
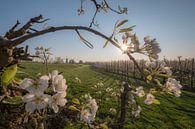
top-left (6, 20), bottom-right (20, 34)
top-left (4, 15), bottom-right (48, 39)
top-left (29, 28), bottom-right (39, 32)
top-left (127, 52), bottom-right (144, 79)
top-left (103, 0), bottom-right (123, 14)
top-left (75, 29), bottom-right (94, 48)
top-left (8, 85), bottom-right (28, 94)
top-left (89, 9), bottom-right (98, 28)
top-left (8, 24), bottom-right (142, 76)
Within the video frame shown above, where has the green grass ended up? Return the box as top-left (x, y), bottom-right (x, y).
top-left (17, 62), bottom-right (195, 129)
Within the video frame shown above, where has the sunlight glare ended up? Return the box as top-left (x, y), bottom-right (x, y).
top-left (121, 44), bottom-right (128, 51)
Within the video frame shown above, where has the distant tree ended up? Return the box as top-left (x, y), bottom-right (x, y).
top-left (69, 59), bottom-right (75, 64)
top-left (54, 56), bottom-right (64, 64)
top-left (35, 46), bottom-right (52, 73)
top-left (65, 57), bottom-right (69, 64)
top-left (79, 60), bottom-right (83, 64)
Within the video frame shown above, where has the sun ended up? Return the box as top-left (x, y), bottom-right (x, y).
top-left (121, 44), bottom-right (128, 51)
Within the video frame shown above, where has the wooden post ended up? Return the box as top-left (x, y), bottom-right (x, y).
top-left (191, 58), bottom-right (194, 89)
top-left (178, 56), bottom-right (182, 82)
top-left (116, 82), bottom-right (131, 129)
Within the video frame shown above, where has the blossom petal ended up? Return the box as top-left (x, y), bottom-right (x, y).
top-left (52, 103), bottom-right (59, 113)
top-left (58, 98), bottom-right (67, 106)
top-left (52, 70), bottom-right (58, 76)
top-left (36, 102), bottom-right (48, 110)
top-left (20, 78), bottom-right (33, 89)
top-left (39, 75), bottom-right (49, 91)
top-left (25, 101), bottom-right (36, 113)
top-left (23, 93), bottom-right (35, 102)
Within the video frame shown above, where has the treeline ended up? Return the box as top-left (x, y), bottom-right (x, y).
top-left (92, 58), bottom-right (195, 90)
top-left (165, 58), bottom-right (194, 88)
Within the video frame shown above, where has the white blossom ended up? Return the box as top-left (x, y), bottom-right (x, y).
top-left (101, 2), bottom-right (109, 12)
top-left (97, 82), bottom-right (104, 87)
top-left (77, 8), bottom-right (85, 16)
top-left (145, 61), bottom-right (172, 75)
top-left (75, 77), bottom-right (81, 83)
top-left (80, 109), bottom-right (93, 124)
top-left (166, 78), bottom-right (182, 97)
top-left (144, 93), bottom-right (155, 105)
top-left (50, 92), bottom-right (67, 113)
top-left (20, 78), bottom-right (33, 89)
top-left (21, 76), bottom-right (51, 113)
top-left (49, 70), bottom-right (68, 113)
top-left (125, 31), bottom-right (133, 38)
top-left (21, 70), bottom-right (68, 114)
top-left (23, 92), bottom-right (51, 113)
top-left (161, 66), bottom-right (172, 75)
top-left (140, 36), bottom-right (161, 60)
top-left (105, 98), bottom-right (110, 101)
top-left (94, 85), bottom-right (97, 88)
top-left (111, 92), bottom-right (118, 97)
top-left (129, 42), bottom-right (140, 52)
top-left (109, 108), bottom-right (117, 114)
top-left (120, 86), bottom-right (124, 93)
top-left (20, 75), bottom-right (49, 94)
top-left (121, 34), bottom-right (140, 53)
top-left (133, 86), bottom-right (145, 97)
top-left (132, 106), bottom-right (142, 117)
top-left (130, 94), bottom-right (136, 103)
top-left (81, 94), bottom-right (98, 124)
top-left (145, 61), bottom-right (157, 68)
top-left (119, 6), bottom-right (128, 14)
top-left (96, 91), bottom-right (102, 94)
top-left (49, 70), bottom-right (67, 93)
top-left (106, 87), bottom-right (113, 92)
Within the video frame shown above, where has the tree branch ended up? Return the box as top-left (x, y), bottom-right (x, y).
top-left (8, 85), bottom-right (28, 94)
top-left (6, 20), bottom-right (20, 34)
top-left (4, 15), bottom-right (48, 40)
top-left (75, 29), bottom-right (94, 48)
top-left (91, 0), bottom-right (100, 10)
top-left (103, 0), bottom-right (123, 14)
top-left (8, 26), bottom-right (120, 48)
top-left (89, 9), bottom-right (98, 28)
top-left (3, 24), bottom-right (144, 77)
top-left (127, 52), bottom-right (144, 79)
top-left (89, 0), bottom-right (125, 28)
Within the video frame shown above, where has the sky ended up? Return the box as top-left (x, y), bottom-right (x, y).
top-left (0, 0), bottom-right (195, 62)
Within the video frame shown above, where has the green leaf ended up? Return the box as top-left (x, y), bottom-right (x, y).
top-left (167, 91), bottom-right (173, 95)
top-left (146, 75), bottom-right (153, 81)
top-left (150, 88), bottom-right (157, 93)
top-left (1, 64), bottom-right (17, 87)
top-left (153, 99), bottom-right (160, 105)
top-left (116, 19), bottom-right (128, 28)
top-left (17, 70), bottom-right (28, 75)
top-left (3, 96), bottom-right (22, 105)
top-left (143, 69), bottom-right (150, 74)
top-left (156, 73), bottom-right (173, 78)
top-left (103, 40), bottom-right (109, 48)
top-left (72, 98), bottom-right (80, 105)
top-left (119, 25), bottom-right (136, 33)
top-left (14, 77), bottom-right (22, 85)
top-left (119, 27), bottom-right (131, 33)
top-left (68, 105), bottom-right (79, 111)
top-left (99, 123), bottom-right (109, 129)
top-left (154, 79), bottom-right (162, 86)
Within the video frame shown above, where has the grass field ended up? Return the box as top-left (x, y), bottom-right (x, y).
top-left (18, 62), bottom-right (195, 129)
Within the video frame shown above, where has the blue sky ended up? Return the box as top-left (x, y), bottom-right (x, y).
top-left (0, 0), bottom-right (194, 61)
